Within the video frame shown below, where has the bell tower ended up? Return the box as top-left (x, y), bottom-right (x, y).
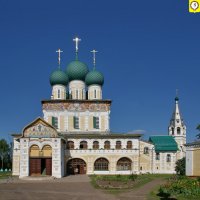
top-left (168, 96), bottom-right (186, 159)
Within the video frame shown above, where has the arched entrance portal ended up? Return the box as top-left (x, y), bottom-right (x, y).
top-left (67, 158), bottom-right (86, 175)
top-left (29, 145), bottom-right (52, 176)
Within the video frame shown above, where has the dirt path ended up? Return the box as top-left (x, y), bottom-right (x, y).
top-left (0, 176), bottom-right (116, 200)
top-left (117, 178), bottom-right (166, 200)
top-left (0, 176), bottom-right (166, 200)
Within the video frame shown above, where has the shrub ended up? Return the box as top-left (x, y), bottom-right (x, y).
top-left (129, 174), bottom-right (137, 181)
top-left (159, 176), bottom-right (200, 198)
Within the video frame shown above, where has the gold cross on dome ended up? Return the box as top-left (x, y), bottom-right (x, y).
top-left (91, 49), bottom-right (98, 68)
top-left (56, 49), bottom-right (63, 68)
top-left (73, 37), bottom-right (81, 53)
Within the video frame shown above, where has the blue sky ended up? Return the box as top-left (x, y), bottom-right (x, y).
top-left (0, 0), bottom-right (199, 143)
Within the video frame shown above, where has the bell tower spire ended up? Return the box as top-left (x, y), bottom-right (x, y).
top-left (168, 93), bottom-right (186, 159)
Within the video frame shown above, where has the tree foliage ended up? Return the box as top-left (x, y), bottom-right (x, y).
top-left (175, 157), bottom-right (185, 175)
top-left (196, 124), bottom-right (200, 140)
top-left (0, 139), bottom-right (12, 169)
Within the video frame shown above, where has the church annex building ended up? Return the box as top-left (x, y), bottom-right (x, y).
top-left (12, 38), bottom-right (186, 178)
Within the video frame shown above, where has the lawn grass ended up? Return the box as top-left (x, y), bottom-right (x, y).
top-left (0, 172), bottom-right (12, 179)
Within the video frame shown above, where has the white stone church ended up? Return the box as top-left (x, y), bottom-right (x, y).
top-left (12, 38), bottom-right (186, 178)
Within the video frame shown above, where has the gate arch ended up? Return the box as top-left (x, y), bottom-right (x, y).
top-left (67, 158), bottom-right (87, 175)
top-left (29, 144), bottom-right (52, 176)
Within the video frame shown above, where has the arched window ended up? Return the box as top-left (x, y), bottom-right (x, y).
top-left (116, 141), bottom-right (121, 149)
top-left (93, 116), bottom-right (99, 129)
top-left (67, 141), bottom-right (74, 149)
top-left (127, 141), bottom-right (132, 149)
top-left (94, 158), bottom-right (109, 171)
top-left (93, 141), bottom-right (99, 149)
top-left (82, 89), bottom-right (84, 99)
top-left (144, 147), bottom-right (149, 154)
top-left (76, 90), bottom-right (78, 99)
top-left (156, 153), bottom-right (160, 160)
top-left (58, 89), bottom-right (60, 98)
top-left (52, 116), bottom-right (58, 129)
top-left (94, 89), bottom-right (97, 98)
top-left (117, 157), bottom-right (132, 171)
top-left (167, 154), bottom-right (171, 162)
top-left (73, 116), bottom-right (79, 129)
top-left (80, 141), bottom-right (87, 149)
top-left (69, 91), bottom-right (72, 99)
top-left (104, 141), bottom-right (110, 149)
top-left (171, 127), bottom-right (174, 135)
top-left (177, 127), bottom-right (181, 135)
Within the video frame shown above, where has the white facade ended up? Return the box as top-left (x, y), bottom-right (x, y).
top-left (12, 41), bottom-right (186, 178)
top-left (186, 146), bottom-right (193, 176)
top-left (185, 142), bottom-right (200, 176)
top-left (12, 82), bottom-right (186, 178)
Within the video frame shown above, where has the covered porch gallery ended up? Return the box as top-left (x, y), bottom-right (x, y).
top-left (66, 157), bottom-right (133, 175)
top-left (18, 118), bottom-right (63, 178)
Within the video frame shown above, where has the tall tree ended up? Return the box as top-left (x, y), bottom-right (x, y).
top-left (0, 139), bottom-right (10, 169)
top-left (175, 157), bottom-right (185, 175)
top-left (196, 124), bottom-right (200, 140)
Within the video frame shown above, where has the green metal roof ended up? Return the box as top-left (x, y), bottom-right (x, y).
top-left (66, 60), bottom-right (89, 81)
top-left (49, 69), bottom-right (69, 86)
top-left (85, 69), bottom-right (104, 86)
top-left (149, 136), bottom-right (178, 152)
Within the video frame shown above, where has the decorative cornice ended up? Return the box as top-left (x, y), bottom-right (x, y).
top-left (42, 100), bottom-right (111, 112)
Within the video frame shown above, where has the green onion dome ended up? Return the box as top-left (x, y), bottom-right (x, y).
top-left (50, 69), bottom-right (69, 86)
top-left (66, 60), bottom-right (89, 81)
top-left (85, 69), bottom-right (104, 86)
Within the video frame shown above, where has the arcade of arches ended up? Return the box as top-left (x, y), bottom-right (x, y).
top-left (66, 157), bottom-right (132, 175)
top-left (29, 145), bottom-right (52, 176)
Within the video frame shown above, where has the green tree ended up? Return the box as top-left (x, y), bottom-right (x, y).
top-left (196, 124), bottom-right (200, 139)
top-left (175, 157), bottom-right (185, 175)
top-left (0, 139), bottom-right (10, 169)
